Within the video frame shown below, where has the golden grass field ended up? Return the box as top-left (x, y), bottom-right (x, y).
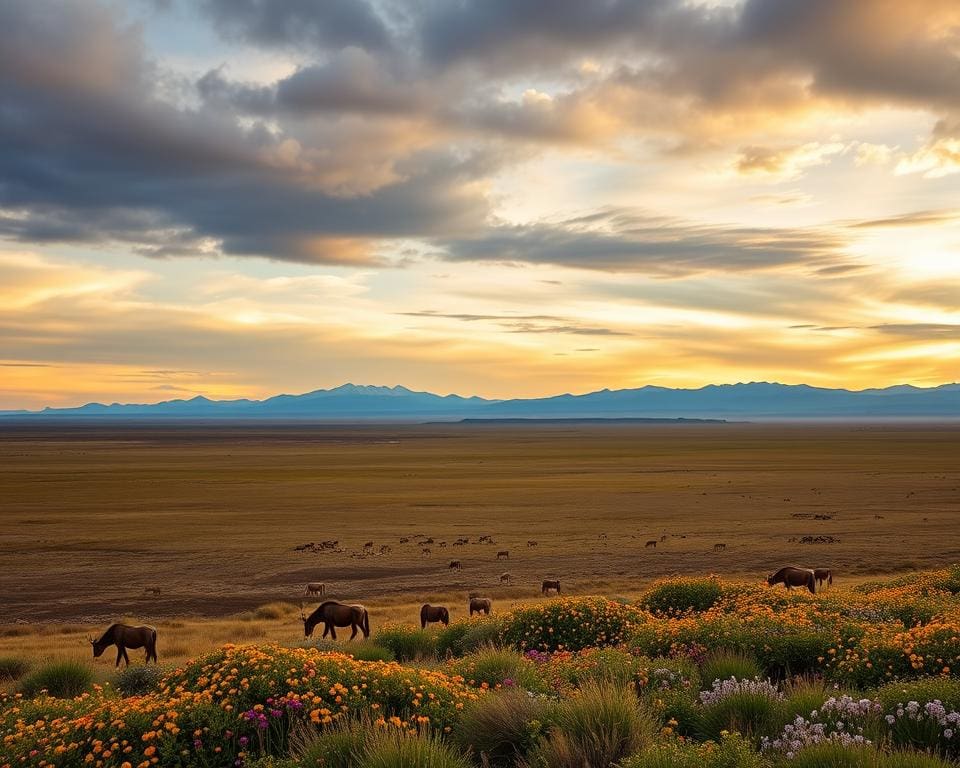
top-left (2, 420), bottom-right (958, 674)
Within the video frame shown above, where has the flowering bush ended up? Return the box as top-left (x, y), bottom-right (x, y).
top-left (640, 577), bottom-right (724, 616)
top-left (499, 597), bottom-right (644, 652)
top-left (0, 644), bottom-right (481, 767)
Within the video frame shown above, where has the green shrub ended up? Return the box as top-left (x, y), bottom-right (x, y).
top-left (771, 742), bottom-right (879, 768)
top-left (253, 602), bottom-right (297, 620)
top-left (450, 647), bottom-right (542, 691)
top-left (293, 717), bottom-right (369, 768)
top-left (883, 751), bottom-right (957, 768)
top-left (873, 677), bottom-right (960, 714)
top-left (115, 663), bottom-right (165, 695)
top-left (640, 578), bottom-right (723, 615)
top-left (0, 656), bottom-right (31, 682)
top-left (436, 620), bottom-right (473, 657)
top-left (19, 659), bottom-right (94, 698)
top-left (621, 733), bottom-right (764, 768)
top-left (525, 682), bottom-right (655, 768)
top-left (700, 650), bottom-right (762, 687)
top-left (453, 689), bottom-right (553, 767)
top-left (781, 678), bottom-right (833, 724)
top-left (345, 642), bottom-right (396, 663)
top-left (357, 726), bottom-right (472, 768)
top-left (373, 624), bottom-right (437, 661)
top-left (459, 617), bottom-right (506, 654)
top-left (501, 598), bottom-right (642, 652)
top-left (696, 679), bottom-right (785, 744)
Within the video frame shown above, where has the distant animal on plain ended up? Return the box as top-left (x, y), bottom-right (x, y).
top-left (500, 572), bottom-right (511, 584)
top-left (422, 547), bottom-right (431, 556)
top-left (90, 623), bottom-right (157, 667)
top-left (714, 543), bottom-right (726, 552)
top-left (439, 541), bottom-right (447, 548)
top-left (420, 604), bottom-right (449, 628)
top-left (399, 537), bottom-right (409, 543)
top-left (767, 566), bottom-right (816, 594)
top-left (527, 540), bottom-right (538, 547)
top-left (449, 559), bottom-right (462, 570)
top-left (469, 597), bottom-right (492, 616)
top-left (143, 587), bottom-right (161, 596)
top-left (497, 550), bottom-right (509, 560)
top-left (541, 579), bottom-right (561, 595)
top-left (598, 533), bottom-right (607, 540)
top-left (814, 568), bottom-right (833, 588)
top-left (301, 601), bottom-right (369, 640)
top-left (479, 535), bottom-right (493, 543)
top-left (423, 537), bottom-right (434, 544)
top-left (660, 534), bottom-right (668, 542)
top-left (379, 545), bottom-right (391, 555)
top-left (303, 582), bottom-right (325, 597)
top-left (645, 540), bottom-right (657, 548)
top-left (363, 541), bottom-right (374, 551)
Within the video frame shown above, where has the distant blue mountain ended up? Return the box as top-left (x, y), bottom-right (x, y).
top-left (2, 381), bottom-right (958, 420)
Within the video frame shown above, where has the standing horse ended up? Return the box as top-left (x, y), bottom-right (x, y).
top-left (814, 568), bottom-right (833, 588)
top-left (301, 601), bottom-right (370, 640)
top-left (90, 623), bottom-right (157, 667)
top-left (767, 566), bottom-right (816, 594)
top-left (420, 604), bottom-right (449, 628)
top-left (303, 582), bottom-right (326, 597)
top-left (541, 579), bottom-right (561, 595)
top-left (469, 597), bottom-right (492, 616)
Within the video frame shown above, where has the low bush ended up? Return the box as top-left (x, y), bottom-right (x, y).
top-left (641, 578), bottom-right (724, 615)
top-left (500, 597), bottom-right (642, 652)
top-left (292, 717), bottom-right (369, 768)
top-left (357, 726), bottom-right (472, 768)
top-left (373, 624), bottom-right (437, 661)
top-left (449, 647), bottom-right (543, 692)
top-left (621, 733), bottom-right (764, 768)
top-left (344, 642), bottom-right (396, 663)
top-left (525, 682), bottom-right (655, 768)
top-left (696, 678), bottom-right (785, 743)
top-left (453, 689), bottom-right (553, 767)
top-left (19, 659), bottom-right (94, 698)
top-left (700, 650), bottom-right (762, 687)
top-left (115, 663), bottom-right (166, 695)
top-left (0, 656), bottom-right (31, 682)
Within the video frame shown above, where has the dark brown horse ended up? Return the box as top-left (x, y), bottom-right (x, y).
top-left (814, 568), bottom-right (833, 588)
top-left (90, 623), bottom-right (157, 667)
top-left (541, 579), bottom-right (561, 595)
top-left (767, 566), bottom-right (816, 594)
top-left (302, 601), bottom-right (370, 640)
top-left (469, 597), bottom-right (491, 616)
top-left (420, 604), bottom-right (449, 628)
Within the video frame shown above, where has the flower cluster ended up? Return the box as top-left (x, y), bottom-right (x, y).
top-left (499, 597), bottom-right (643, 652)
top-left (698, 677), bottom-right (783, 706)
top-left (762, 715), bottom-right (873, 758)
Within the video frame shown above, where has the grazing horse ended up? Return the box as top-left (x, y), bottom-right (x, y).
top-left (449, 559), bottom-right (462, 570)
top-left (422, 547), bottom-right (432, 556)
top-left (301, 601), bottom-right (370, 640)
top-left (714, 543), bottom-right (726, 552)
top-left (527, 540), bottom-right (538, 547)
top-left (645, 540), bottom-right (657, 548)
top-left (500, 572), bottom-right (511, 584)
top-left (90, 623), bottom-right (157, 667)
top-left (814, 568), bottom-right (833, 588)
top-left (541, 579), bottom-right (561, 595)
top-left (303, 582), bottom-right (325, 597)
top-left (420, 604), bottom-right (449, 628)
top-left (767, 566), bottom-right (816, 594)
top-left (469, 597), bottom-right (492, 616)
top-left (497, 550), bottom-right (509, 560)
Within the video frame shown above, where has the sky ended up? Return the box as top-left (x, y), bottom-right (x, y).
top-left (1, 0), bottom-right (960, 410)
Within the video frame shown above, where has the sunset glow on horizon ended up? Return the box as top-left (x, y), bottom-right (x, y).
top-left (2, 0), bottom-right (960, 409)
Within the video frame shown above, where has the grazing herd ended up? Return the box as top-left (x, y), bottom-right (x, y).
top-left (90, 531), bottom-right (837, 667)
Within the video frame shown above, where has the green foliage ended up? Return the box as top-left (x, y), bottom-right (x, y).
top-left (345, 642), bottom-right (396, 663)
top-left (500, 597), bottom-right (642, 652)
top-left (525, 682), bottom-right (655, 768)
top-left (357, 726), bottom-right (472, 768)
top-left (641, 578), bottom-right (724, 615)
top-left (696, 691), bottom-right (784, 744)
top-left (436, 620), bottom-right (473, 657)
top-left (621, 733), bottom-right (764, 768)
top-left (873, 676), bottom-right (960, 713)
top-left (453, 689), bottom-right (553, 767)
top-left (780, 678), bottom-right (833, 723)
top-left (115, 663), bottom-right (165, 696)
top-left (373, 624), bottom-right (437, 661)
top-left (19, 660), bottom-right (94, 698)
top-left (0, 657), bottom-right (31, 682)
top-left (771, 742), bottom-right (878, 768)
top-left (449, 647), bottom-right (543, 691)
top-left (700, 650), bottom-right (762, 687)
top-left (293, 717), bottom-right (369, 768)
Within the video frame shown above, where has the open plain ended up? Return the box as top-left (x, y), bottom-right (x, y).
top-left (2, 421), bottom-right (959, 635)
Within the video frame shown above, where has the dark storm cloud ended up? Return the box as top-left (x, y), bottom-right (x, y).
top-left (198, 0), bottom-right (392, 53)
top-left (436, 211), bottom-right (847, 275)
top-left (2, 0), bottom-right (959, 270)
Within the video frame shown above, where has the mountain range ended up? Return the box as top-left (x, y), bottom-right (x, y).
top-left (2, 382), bottom-right (959, 420)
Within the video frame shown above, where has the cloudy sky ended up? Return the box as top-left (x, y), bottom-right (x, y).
top-left (2, 0), bottom-right (960, 409)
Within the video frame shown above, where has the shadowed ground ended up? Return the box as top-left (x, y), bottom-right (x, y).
top-left (2, 421), bottom-right (958, 623)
